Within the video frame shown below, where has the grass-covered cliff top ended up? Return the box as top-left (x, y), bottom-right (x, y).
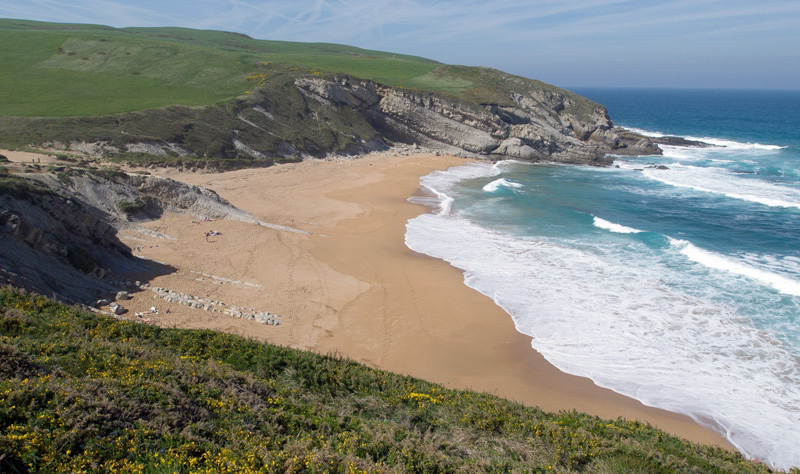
top-left (0, 18), bottom-right (594, 118)
top-left (0, 287), bottom-right (771, 473)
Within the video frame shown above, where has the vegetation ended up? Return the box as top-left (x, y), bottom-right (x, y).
top-left (0, 287), bottom-right (774, 473)
top-left (65, 246), bottom-right (97, 274)
top-left (0, 19), bottom-right (601, 116)
top-left (0, 19), bottom-right (613, 168)
top-left (0, 173), bottom-right (47, 199)
top-left (116, 199), bottom-right (148, 216)
top-left (0, 19), bottom-right (448, 118)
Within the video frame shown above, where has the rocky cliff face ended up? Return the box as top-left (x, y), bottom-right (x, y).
top-left (294, 76), bottom-right (659, 165)
top-left (0, 178), bottom-right (136, 303)
top-left (0, 169), bottom-right (263, 304)
top-left (1, 72), bottom-right (658, 167)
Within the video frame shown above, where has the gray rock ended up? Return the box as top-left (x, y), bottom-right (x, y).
top-left (294, 75), bottom-right (659, 166)
top-left (115, 290), bottom-right (131, 301)
top-left (494, 138), bottom-right (540, 159)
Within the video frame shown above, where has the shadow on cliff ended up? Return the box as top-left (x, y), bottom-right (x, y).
top-left (0, 174), bottom-right (178, 306)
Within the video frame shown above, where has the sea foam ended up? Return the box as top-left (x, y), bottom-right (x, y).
top-left (624, 126), bottom-right (786, 151)
top-left (410, 162), bottom-right (501, 214)
top-left (406, 161), bottom-right (800, 469)
top-left (627, 162), bottom-right (800, 210)
top-left (593, 216), bottom-right (643, 234)
top-left (483, 178), bottom-right (523, 192)
top-left (670, 239), bottom-right (800, 296)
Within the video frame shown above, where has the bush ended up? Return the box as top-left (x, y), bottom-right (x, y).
top-left (55, 154), bottom-right (78, 163)
top-left (0, 287), bottom-right (771, 473)
top-left (89, 167), bottom-right (127, 182)
top-left (117, 198), bottom-right (147, 215)
top-left (65, 245), bottom-right (96, 273)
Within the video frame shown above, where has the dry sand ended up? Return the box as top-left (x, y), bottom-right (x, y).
top-left (58, 152), bottom-right (729, 448)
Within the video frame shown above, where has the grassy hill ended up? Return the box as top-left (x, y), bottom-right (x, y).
top-left (0, 286), bottom-right (771, 473)
top-left (0, 19), bottom-right (472, 117)
top-left (0, 19), bottom-right (583, 117)
top-left (0, 19), bottom-right (620, 168)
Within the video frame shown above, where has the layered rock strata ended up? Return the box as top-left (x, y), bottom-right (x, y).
top-left (294, 76), bottom-right (659, 165)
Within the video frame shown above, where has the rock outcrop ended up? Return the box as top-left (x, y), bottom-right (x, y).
top-left (293, 74), bottom-right (660, 165)
top-left (0, 167), bottom-right (267, 305)
top-left (2, 71), bottom-right (660, 167)
top-left (0, 177), bottom-right (146, 303)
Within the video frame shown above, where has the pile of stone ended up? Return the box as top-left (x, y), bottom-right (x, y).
top-left (94, 289), bottom-right (135, 317)
top-left (150, 286), bottom-right (220, 311)
top-left (149, 286), bottom-right (280, 325)
top-left (222, 305), bottom-right (280, 325)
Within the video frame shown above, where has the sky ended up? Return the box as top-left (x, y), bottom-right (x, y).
top-left (1, 0), bottom-right (798, 90)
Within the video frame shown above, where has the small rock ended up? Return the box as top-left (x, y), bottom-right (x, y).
top-left (94, 298), bottom-right (109, 308)
top-left (115, 291), bottom-right (131, 301)
top-left (109, 303), bottom-right (127, 315)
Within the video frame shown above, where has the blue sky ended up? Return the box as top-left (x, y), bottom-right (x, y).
top-left (1, 0), bottom-right (798, 89)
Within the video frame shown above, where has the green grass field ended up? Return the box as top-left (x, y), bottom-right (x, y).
top-left (0, 287), bottom-right (773, 473)
top-left (0, 19), bottom-right (477, 117)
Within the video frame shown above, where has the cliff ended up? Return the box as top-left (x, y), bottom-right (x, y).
top-left (0, 20), bottom-right (661, 166)
top-left (0, 167), bottom-right (269, 304)
top-left (0, 176), bottom-right (136, 303)
top-left (0, 73), bottom-right (658, 168)
top-left (294, 73), bottom-right (658, 165)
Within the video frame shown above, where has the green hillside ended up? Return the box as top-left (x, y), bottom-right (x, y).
top-left (0, 287), bottom-right (769, 473)
top-left (0, 18), bottom-right (612, 169)
top-left (0, 19), bottom-right (468, 117)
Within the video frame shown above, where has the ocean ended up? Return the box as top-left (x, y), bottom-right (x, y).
top-left (405, 88), bottom-right (800, 469)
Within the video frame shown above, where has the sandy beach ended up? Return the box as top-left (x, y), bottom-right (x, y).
top-left (88, 152), bottom-right (732, 449)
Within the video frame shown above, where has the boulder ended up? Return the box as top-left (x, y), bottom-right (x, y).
top-left (494, 138), bottom-right (540, 159)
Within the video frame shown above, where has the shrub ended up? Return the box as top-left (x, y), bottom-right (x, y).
top-left (65, 245), bottom-right (96, 273)
top-left (0, 287), bottom-right (773, 473)
top-left (117, 198), bottom-right (147, 215)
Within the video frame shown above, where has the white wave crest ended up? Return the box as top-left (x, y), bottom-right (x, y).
top-left (640, 164), bottom-right (800, 209)
top-left (624, 126), bottom-right (667, 138)
top-left (684, 135), bottom-right (786, 151)
top-left (593, 216), bottom-right (643, 234)
top-left (623, 127), bottom-right (786, 151)
top-left (670, 239), bottom-right (800, 296)
top-left (483, 178), bottom-right (523, 192)
top-left (406, 212), bottom-right (800, 469)
top-left (411, 162), bottom-right (500, 215)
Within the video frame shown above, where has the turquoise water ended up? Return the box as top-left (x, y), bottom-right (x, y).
top-left (405, 89), bottom-right (800, 469)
